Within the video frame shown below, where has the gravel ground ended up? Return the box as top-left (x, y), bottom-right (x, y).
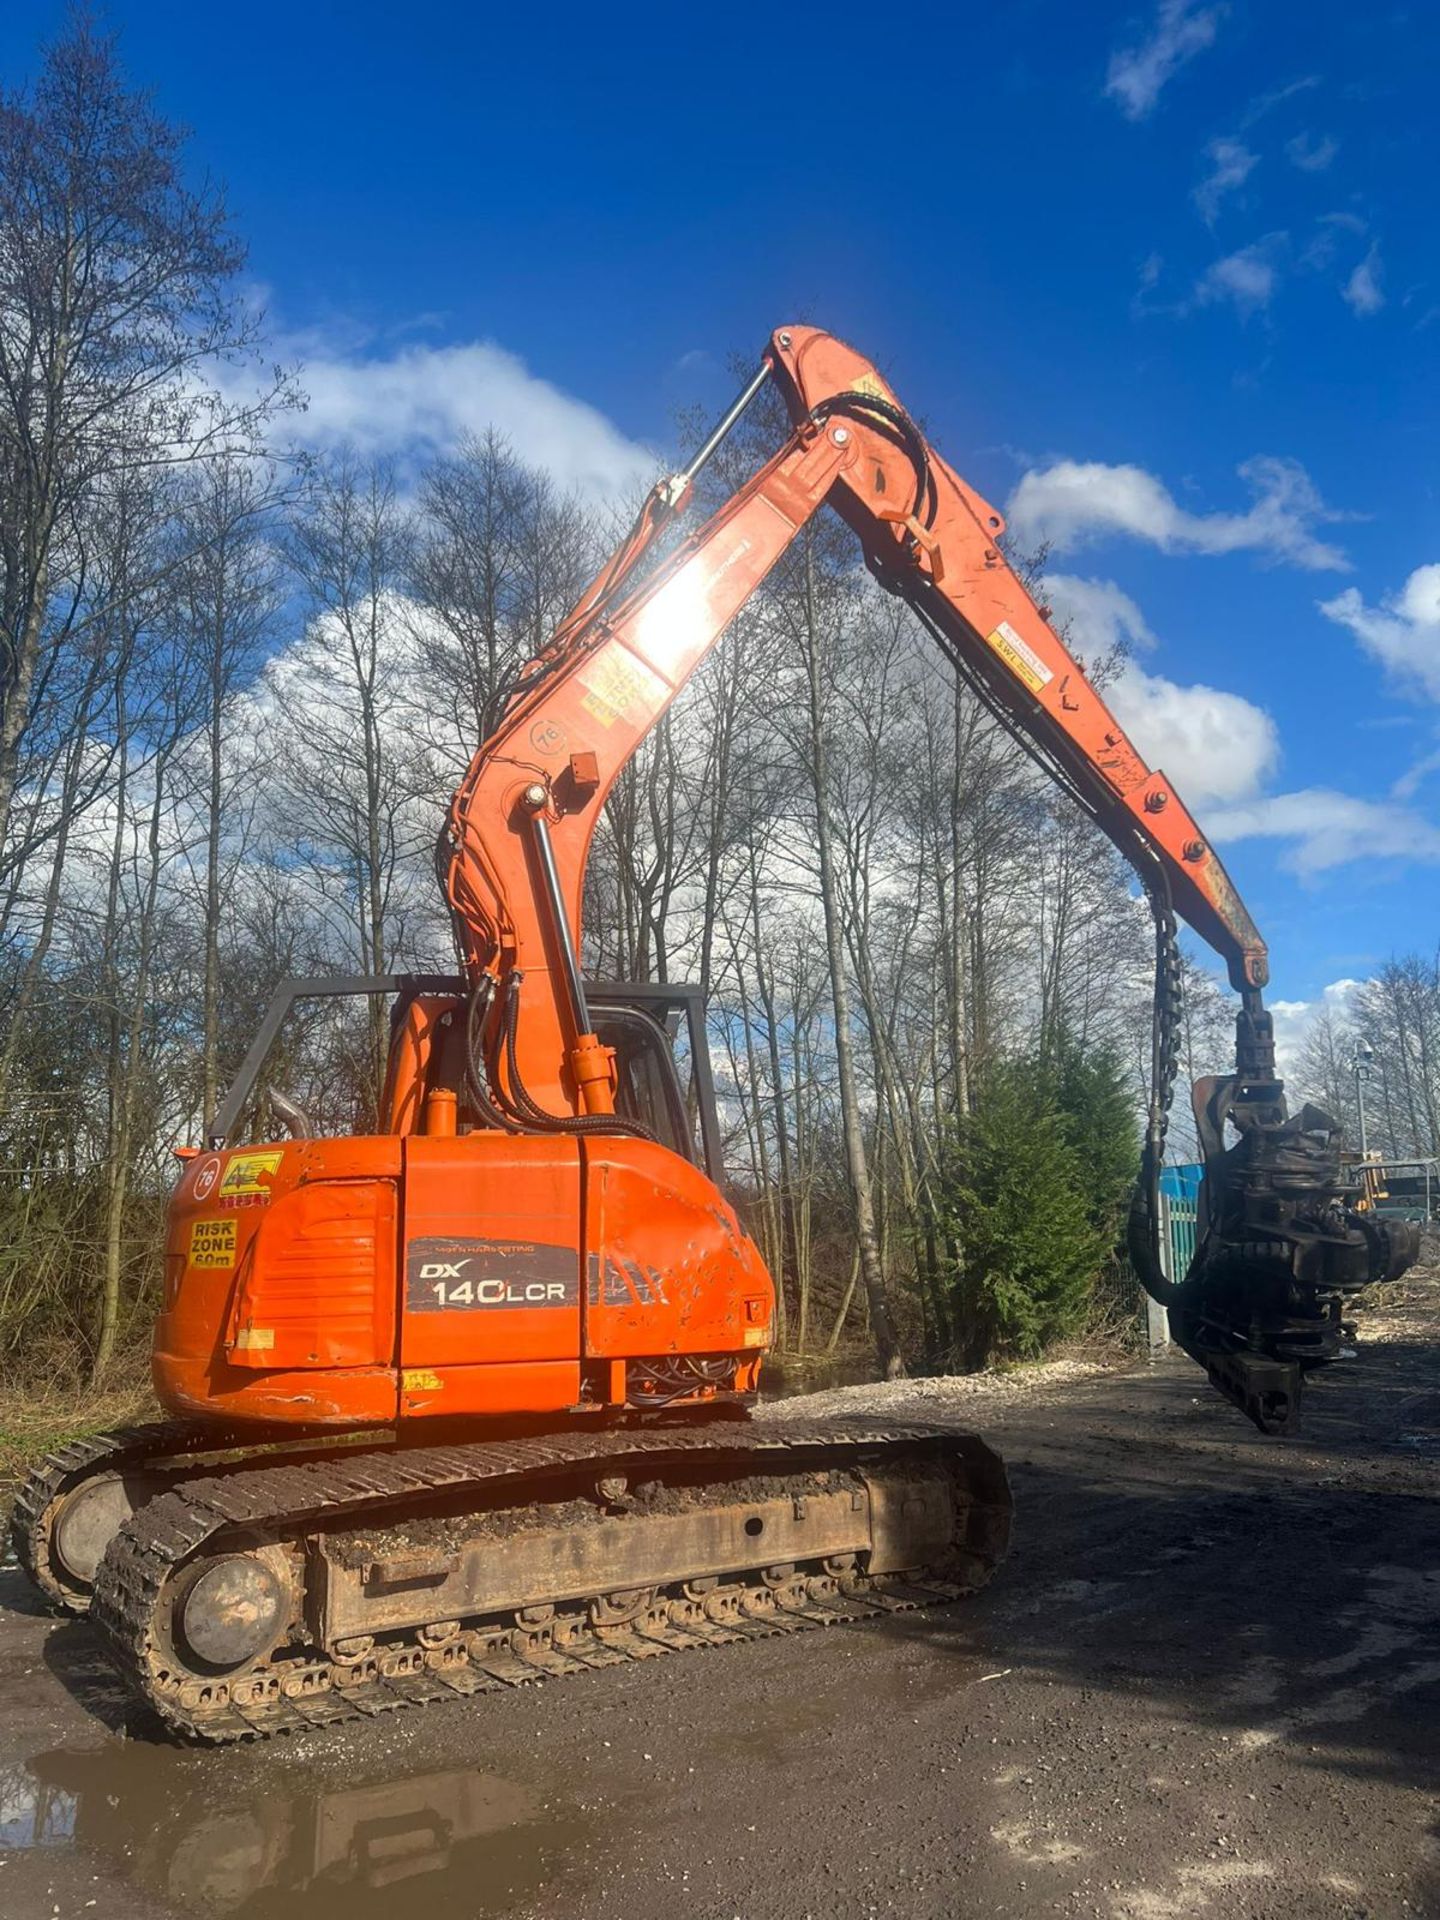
top-left (760, 1357), bottom-right (1116, 1424)
top-left (0, 1273), bottom-right (1436, 1920)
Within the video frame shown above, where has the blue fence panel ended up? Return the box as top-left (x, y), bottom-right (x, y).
top-left (1159, 1161), bottom-right (1202, 1283)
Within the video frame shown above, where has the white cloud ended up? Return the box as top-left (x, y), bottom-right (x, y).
top-left (1205, 787), bottom-right (1440, 875)
top-left (1300, 212), bottom-right (1366, 274)
top-left (234, 334), bottom-right (658, 501)
top-left (1268, 977), bottom-right (1362, 1080)
top-left (1286, 130), bottom-right (1338, 171)
top-left (1194, 238), bottom-right (1284, 317)
top-left (1193, 138), bottom-right (1258, 224)
top-left (1320, 564), bottom-right (1440, 701)
top-left (1007, 455), bottom-right (1349, 571)
top-left (1341, 243), bottom-right (1385, 316)
top-left (1392, 744), bottom-right (1440, 803)
top-left (1044, 573), bottom-right (1280, 808)
top-left (1042, 573), bottom-right (1156, 653)
top-left (1108, 665), bottom-right (1280, 807)
top-left (1238, 75), bottom-right (1320, 129)
top-left (1131, 252), bottom-right (1170, 317)
top-left (1035, 566), bottom-right (1440, 886)
top-left (1106, 0), bottom-right (1224, 119)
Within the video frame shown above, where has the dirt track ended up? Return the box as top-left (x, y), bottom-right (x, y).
top-left (0, 1275), bottom-right (1436, 1920)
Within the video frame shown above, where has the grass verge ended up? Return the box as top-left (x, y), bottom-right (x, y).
top-left (0, 1383), bottom-right (156, 1532)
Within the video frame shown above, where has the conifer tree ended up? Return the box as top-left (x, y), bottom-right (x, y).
top-left (1052, 1035), bottom-right (1139, 1245)
top-left (941, 1058), bottom-right (1107, 1368)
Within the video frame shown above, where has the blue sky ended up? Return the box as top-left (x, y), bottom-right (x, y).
top-left (11, 0), bottom-right (1440, 1034)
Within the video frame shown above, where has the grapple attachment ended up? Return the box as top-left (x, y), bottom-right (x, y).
top-left (1134, 994), bottom-right (1421, 1433)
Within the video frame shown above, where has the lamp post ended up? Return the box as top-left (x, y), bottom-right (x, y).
top-left (1351, 1039), bottom-right (1374, 1158)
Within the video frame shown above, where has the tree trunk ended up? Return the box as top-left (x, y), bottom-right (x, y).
top-left (796, 541), bottom-right (905, 1378)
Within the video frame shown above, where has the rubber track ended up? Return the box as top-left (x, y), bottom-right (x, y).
top-left (9, 1420), bottom-right (213, 1612)
top-left (9, 1418), bottom-right (371, 1614)
top-left (90, 1421), bottom-right (1009, 1743)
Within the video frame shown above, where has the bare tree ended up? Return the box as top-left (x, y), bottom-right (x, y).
top-left (778, 533), bottom-right (906, 1377)
top-left (1353, 957), bottom-right (1440, 1157)
top-left (0, 15), bottom-right (285, 875)
top-left (84, 478), bottom-right (197, 1378)
top-left (410, 430), bottom-right (596, 753)
top-left (170, 457), bottom-right (287, 1124)
top-left (278, 455), bottom-right (429, 1115)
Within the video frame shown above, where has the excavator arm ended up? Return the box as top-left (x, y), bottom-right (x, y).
top-left (438, 324), bottom-right (1418, 1432)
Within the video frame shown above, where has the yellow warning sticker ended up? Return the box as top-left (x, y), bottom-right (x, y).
top-left (848, 371), bottom-right (892, 405)
top-left (219, 1150), bottom-right (284, 1198)
top-left (402, 1369), bottom-right (443, 1392)
top-left (232, 1325), bottom-right (274, 1351)
top-left (985, 620), bottom-right (1053, 695)
top-left (576, 648), bottom-right (665, 729)
top-left (190, 1217), bottom-right (238, 1269)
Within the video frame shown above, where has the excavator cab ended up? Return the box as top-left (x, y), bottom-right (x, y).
top-left (589, 988), bottom-right (717, 1172)
top-left (206, 973), bottom-right (719, 1173)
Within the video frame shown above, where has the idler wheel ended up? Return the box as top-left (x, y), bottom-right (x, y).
top-left (178, 1553), bottom-right (290, 1671)
top-left (52, 1474), bottom-right (136, 1587)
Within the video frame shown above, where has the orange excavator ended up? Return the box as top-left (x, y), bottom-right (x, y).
top-left (13, 327), bottom-right (1418, 1740)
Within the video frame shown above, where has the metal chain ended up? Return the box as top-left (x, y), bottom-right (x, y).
top-left (1152, 894), bottom-right (1185, 1165)
top-left (1131, 882), bottom-right (1188, 1294)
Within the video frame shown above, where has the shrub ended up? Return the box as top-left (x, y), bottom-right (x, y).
top-left (938, 1055), bottom-right (1113, 1369)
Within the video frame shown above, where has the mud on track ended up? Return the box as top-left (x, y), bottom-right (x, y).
top-left (0, 1270), bottom-right (1436, 1919)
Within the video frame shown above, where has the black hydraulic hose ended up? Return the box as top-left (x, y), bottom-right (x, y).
top-left (464, 977), bottom-right (521, 1134)
top-left (497, 975), bottom-right (655, 1141)
top-left (809, 390), bottom-right (938, 526)
top-left (904, 586), bottom-right (1189, 1309)
top-left (435, 821), bottom-right (471, 972)
top-left (1126, 863), bottom-right (1189, 1307)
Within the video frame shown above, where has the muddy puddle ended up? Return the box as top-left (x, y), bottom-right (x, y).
top-left (0, 1735), bottom-right (595, 1917)
top-left (757, 1351), bottom-right (877, 1399)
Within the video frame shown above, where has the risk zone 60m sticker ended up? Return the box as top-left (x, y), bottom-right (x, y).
top-left (406, 1238), bottom-right (578, 1311)
top-left (189, 1217), bottom-right (238, 1270)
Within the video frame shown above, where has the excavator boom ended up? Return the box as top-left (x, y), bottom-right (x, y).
top-left (441, 326), bottom-right (1264, 1141)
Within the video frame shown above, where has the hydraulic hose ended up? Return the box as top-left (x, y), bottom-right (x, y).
top-left (1128, 862), bottom-right (1189, 1307)
top-left (463, 976), bottom-right (521, 1134)
top-left (809, 390), bottom-right (938, 526)
top-left (495, 975), bottom-right (655, 1142)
